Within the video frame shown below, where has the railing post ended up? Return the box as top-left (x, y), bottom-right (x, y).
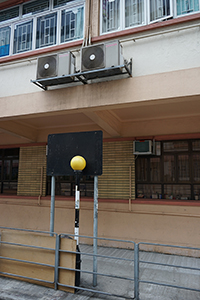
top-left (54, 234), bottom-right (60, 290)
top-left (134, 243), bottom-right (139, 300)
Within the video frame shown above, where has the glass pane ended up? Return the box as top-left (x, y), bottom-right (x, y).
top-left (163, 141), bottom-right (188, 152)
top-left (102, 0), bottom-right (120, 33)
top-left (12, 160), bottom-right (19, 180)
top-left (194, 185), bottom-right (200, 200)
top-left (137, 183), bottom-right (161, 198)
top-left (13, 21), bottom-right (33, 53)
top-left (193, 154), bottom-right (200, 182)
top-left (125, 0), bottom-right (145, 27)
top-left (4, 148), bottom-right (19, 157)
top-left (178, 154), bottom-right (189, 181)
top-left (164, 184), bottom-right (191, 200)
top-left (150, 0), bottom-right (171, 22)
top-left (177, 0), bottom-right (199, 15)
top-left (4, 160), bottom-right (11, 180)
top-left (0, 26), bottom-right (10, 57)
top-left (61, 7), bottom-right (84, 43)
top-left (36, 13), bottom-right (57, 48)
top-left (192, 140), bottom-right (200, 151)
top-left (150, 157), bottom-right (160, 182)
top-left (23, 0), bottom-right (49, 15)
top-left (136, 158), bottom-right (147, 181)
top-left (3, 181), bottom-right (18, 194)
top-left (164, 155), bottom-right (175, 182)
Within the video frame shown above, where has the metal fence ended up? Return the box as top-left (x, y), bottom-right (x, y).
top-left (0, 227), bottom-right (200, 299)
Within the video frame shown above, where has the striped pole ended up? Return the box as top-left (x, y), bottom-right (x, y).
top-left (74, 171), bottom-right (80, 245)
top-left (70, 156), bottom-right (86, 246)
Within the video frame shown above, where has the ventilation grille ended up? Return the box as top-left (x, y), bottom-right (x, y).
top-left (0, 7), bottom-right (19, 22)
top-left (23, 0), bottom-right (49, 15)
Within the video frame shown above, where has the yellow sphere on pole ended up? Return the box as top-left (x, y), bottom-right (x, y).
top-left (70, 155), bottom-right (86, 171)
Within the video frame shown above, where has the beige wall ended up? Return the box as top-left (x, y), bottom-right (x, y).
top-left (0, 198), bottom-right (200, 255)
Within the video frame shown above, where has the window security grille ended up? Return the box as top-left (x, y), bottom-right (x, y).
top-left (36, 13), bottom-right (57, 48)
top-left (136, 140), bottom-right (200, 200)
top-left (102, 0), bottom-right (120, 33)
top-left (176, 0), bottom-right (199, 15)
top-left (22, 0), bottom-right (50, 15)
top-left (0, 6), bottom-right (19, 23)
top-left (150, 0), bottom-right (171, 22)
top-left (125, 0), bottom-right (145, 27)
top-left (61, 7), bottom-right (84, 42)
top-left (54, 0), bottom-right (74, 8)
top-left (13, 21), bottom-right (33, 53)
top-left (0, 26), bottom-right (10, 57)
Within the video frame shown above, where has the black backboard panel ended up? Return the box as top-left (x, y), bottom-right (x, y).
top-left (47, 131), bottom-right (103, 176)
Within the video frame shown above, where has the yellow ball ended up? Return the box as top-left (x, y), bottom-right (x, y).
top-left (70, 155), bottom-right (86, 171)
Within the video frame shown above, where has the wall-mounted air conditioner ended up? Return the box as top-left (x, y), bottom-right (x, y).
top-left (81, 40), bottom-right (124, 72)
top-left (133, 140), bottom-right (154, 155)
top-left (36, 51), bottom-right (75, 80)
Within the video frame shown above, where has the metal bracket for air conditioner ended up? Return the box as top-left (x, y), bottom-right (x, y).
top-left (31, 59), bottom-right (132, 91)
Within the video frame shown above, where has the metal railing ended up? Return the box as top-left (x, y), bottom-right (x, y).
top-left (138, 242), bottom-right (200, 297)
top-left (0, 226), bottom-right (200, 299)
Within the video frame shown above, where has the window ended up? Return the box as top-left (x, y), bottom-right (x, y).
top-left (0, 26), bottom-right (10, 57)
top-left (0, 148), bottom-right (19, 195)
top-left (150, 0), bottom-right (172, 22)
top-left (125, 0), bottom-right (145, 27)
top-left (101, 0), bottom-right (199, 33)
top-left (177, 0), bottom-right (199, 15)
top-left (46, 175), bottom-right (94, 197)
top-left (136, 140), bottom-right (200, 200)
top-left (0, 0), bottom-right (84, 57)
top-left (61, 6), bottom-right (84, 42)
top-left (13, 21), bottom-right (33, 53)
top-left (102, 0), bottom-right (120, 32)
top-left (36, 13), bottom-right (57, 48)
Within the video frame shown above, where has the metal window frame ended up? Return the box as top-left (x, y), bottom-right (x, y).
top-left (61, 5), bottom-right (84, 43)
top-left (13, 20), bottom-right (33, 53)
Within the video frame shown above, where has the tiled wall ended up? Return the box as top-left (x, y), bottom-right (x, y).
top-left (98, 141), bottom-right (135, 199)
top-left (17, 146), bottom-right (46, 196)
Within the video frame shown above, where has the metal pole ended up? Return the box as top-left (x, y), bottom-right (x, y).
top-left (93, 175), bottom-right (98, 287)
top-left (54, 234), bottom-right (60, 290)
top-left (74, 172), bottom-right (80, 245)
top-left (50, 175), bottom-right (55, 236)
top-left (134, 243), bottom-right (139, 300)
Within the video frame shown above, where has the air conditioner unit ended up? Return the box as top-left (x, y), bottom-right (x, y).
top-left (81, 40), bottom-right (124, 72)
top-left (133, 140), bottom-right (154, 155)
top-left (36, 51), bottom-right (75, 80)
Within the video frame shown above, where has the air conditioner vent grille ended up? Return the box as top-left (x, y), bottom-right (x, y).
top-left (37, 55), bottom-right (57, 79)
top-left (81, 44), bottom-right (105, 71)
